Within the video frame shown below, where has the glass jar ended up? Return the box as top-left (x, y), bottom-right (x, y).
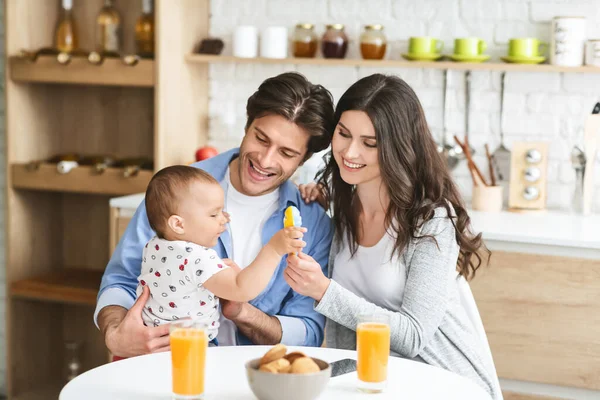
top-left (293, 23), bottom-right (318, 58)
top-left (360, 25), bottom-right (387, 60)
top-left (322, 24), bottom-right (348, 59)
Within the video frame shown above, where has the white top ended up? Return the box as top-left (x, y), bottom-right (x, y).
top-left (59, 346), bottom-right (492, 400)
top-left (332, 232), bottom-right (406, 312)
top-left (217, 169), bottom-right (279, 346)
top-left (136, 237), bottom-right (230, 341)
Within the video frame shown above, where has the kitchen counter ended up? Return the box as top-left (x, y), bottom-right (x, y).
top-left (109, 193), bottom-right (600, 258)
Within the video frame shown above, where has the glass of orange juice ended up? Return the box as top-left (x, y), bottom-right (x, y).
top-left (356, 313), bottom-right (391, 393)
top-left (170, 320), bottom-right (208, 400)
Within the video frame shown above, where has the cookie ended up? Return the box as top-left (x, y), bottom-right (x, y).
top-left (259, 344), bottom-right (287, 366)
top-left (290, 357), bottom-right (320, 374)
top-left (259, 358), bottom-right (290, 373)
top-left (283, 351), bottom-right (307, 364)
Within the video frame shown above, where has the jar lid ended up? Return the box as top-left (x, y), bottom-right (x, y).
top-left (296, 23), bottom-right (314, 29)
top-left (326, 24), bottom-right (345, 30)
top-left (365, 24), bottom-right (384, 30)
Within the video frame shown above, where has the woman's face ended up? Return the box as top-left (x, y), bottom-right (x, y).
top-left (331, 110), bottom-right (381, 186)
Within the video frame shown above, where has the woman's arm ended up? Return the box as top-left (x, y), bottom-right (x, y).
top-left (314, 216), bottom-right (459, 358)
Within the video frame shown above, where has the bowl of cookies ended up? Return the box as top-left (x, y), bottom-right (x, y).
top-left (245, 344), bottom-right (331, 400)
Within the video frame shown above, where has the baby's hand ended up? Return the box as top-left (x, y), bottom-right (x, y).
top-left (269, 226), bottom-right (307, 257)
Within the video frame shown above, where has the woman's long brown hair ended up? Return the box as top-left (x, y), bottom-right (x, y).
top-left (317, 74), bottom-right (490, 280)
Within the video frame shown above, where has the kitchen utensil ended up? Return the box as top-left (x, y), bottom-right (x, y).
top-left (484, 144), bottom-right (496, 186)
top-left (438, 69), bottom-right (463, 170)
top-left (508, 142), bottom-right (549, 210)
top-left (454, 135), bottom-right (488, 186)
top-left (582, 106), bottom-right (600, 214)
top-left (492, 72), bottom-right (511, 182)
top-left (571, 146), bottom-right (586, 213)
top-left (472, 185), bottom-right (503, 212)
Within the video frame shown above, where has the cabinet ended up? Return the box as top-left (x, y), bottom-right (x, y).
top-left (4, 1), bottom-right (210, 398)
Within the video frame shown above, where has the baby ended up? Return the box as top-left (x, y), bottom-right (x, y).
top-left (136, 165), bottom-right (306, 342)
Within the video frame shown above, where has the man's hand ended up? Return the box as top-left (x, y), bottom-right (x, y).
top-left (100, 286), bottom-right (170, 357)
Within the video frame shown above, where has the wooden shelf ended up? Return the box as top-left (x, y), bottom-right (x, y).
top-left (11, 163), bottom-right (153, 195)
top-left (186, 54), bottom-right (600, 73)
top-left (9, 55), bottom-right (155, 87)
top-left (13, 382), bottom-right (65, 400)
top-left (10, 268), bottom-right (104, 306)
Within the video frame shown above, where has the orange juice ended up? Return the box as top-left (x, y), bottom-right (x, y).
top-left (357, 322), bottom-right (391, 383)
top-left (170, 327), bottom-right (207, 398)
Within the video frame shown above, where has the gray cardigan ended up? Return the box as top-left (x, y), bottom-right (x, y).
top-left (314, 207), bottom-right (501, 400)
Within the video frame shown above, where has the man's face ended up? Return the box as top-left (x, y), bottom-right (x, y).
top-left (231, 114), bottom-right (310, 196)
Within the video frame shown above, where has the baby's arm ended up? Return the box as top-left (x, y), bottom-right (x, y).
top-left (203, 226), bottom-right (307, 302)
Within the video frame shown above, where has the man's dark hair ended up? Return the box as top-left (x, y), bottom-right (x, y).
top-left (245, 72), bottom-right (335, 159)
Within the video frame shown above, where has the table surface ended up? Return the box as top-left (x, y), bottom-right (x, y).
top-left (59, 346), bottom-right (491, 400)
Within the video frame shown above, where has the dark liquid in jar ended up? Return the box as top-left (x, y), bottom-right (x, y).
top-left (360, 43), bottom-right (386, 60)
top-left (293, 41), bottom-right (318, 58)
top-left (322, 40), bottom-right (348, 59)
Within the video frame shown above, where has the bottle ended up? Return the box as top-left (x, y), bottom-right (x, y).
top-left (96, 0), bottom-right (121, 54)
top-left (360, 25), bottom-right (387, 60)
top-left (114, 157), bottom-right (154, 178)
top-left (292, 24), bottom-right (318, 58)
top-left (321, 24), bottom-right (348, 59)
top-left (55, 0), bottom-right (79, 53)
top-left (135, 0), bottom-right (155, 58)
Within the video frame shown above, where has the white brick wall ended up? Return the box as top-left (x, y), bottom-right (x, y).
top-left (208, 0), bottom-right (600, 214)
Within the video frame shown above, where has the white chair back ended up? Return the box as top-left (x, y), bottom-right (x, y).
top-left (456, 275), bottom-right (503, 398)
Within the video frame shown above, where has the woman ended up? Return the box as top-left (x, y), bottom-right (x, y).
top-left (287, 74), bottom-right (501, 399)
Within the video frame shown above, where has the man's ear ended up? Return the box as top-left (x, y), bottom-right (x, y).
top-left (167, 215), bottom-right (185, 235)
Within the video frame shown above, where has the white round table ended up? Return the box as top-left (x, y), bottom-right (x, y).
top-left (59, 346), bottom-right (491, 399)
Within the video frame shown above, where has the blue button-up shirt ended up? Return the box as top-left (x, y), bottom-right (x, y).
top-left (95, 148), bottom-right (333, 346)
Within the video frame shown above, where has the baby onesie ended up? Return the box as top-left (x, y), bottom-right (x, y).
top-left (136, 236), bottom-right (230, 341)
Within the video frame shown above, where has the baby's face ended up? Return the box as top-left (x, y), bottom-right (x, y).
top-left (177, 181), bottom-right (228, 247)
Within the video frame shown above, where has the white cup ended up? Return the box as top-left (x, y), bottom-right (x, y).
top-left (233, 26), bottom-right (258, 58)
top-left (260, 26), bottom-right (288, 59)
top-left (585, 39), bottom-right (600, 67)
top-left (550, 16), bottom-right (586, 67)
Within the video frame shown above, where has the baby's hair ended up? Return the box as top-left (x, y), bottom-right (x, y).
top-left (145, 165), bottom-right (218, 238)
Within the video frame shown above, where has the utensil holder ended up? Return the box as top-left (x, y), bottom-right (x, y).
top-left (472, 185), bottom-right (503, 212)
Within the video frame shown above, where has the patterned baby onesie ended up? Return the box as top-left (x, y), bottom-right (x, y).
top-left (136, 236), bottom-right (230, 341)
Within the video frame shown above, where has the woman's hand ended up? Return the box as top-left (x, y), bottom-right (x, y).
top-left (297, 183), bottom-right (327, 208)
top-left (284, 252), bottom-right (330, 301)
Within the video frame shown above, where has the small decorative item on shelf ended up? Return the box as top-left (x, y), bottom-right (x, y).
top-left (87, 50), bottom-right (120, 65)
top-left (501, 38), bottom-right (547, 64)
top-left (260, 26), bottom-right (288, 59)
top-left (360, 25), bottom-right (387, 60)
top-left (194, 38), bottom-right (225, 55)
top-left (233, 26), bottom-right (258, 58)
top-left (585, 39), bottom-right (600, 67)
top-left (508, 142), bottom-right (549, 211)
top-left (293, 23), bottom-right (318, 58)
top-left (135, 0), bottom-right (155, 58)
top-left (79, 155), bottom-right (118, 174)
top-left (18, 47), bottom-right (60, 62)
top-left (96, 0), bottom-right (122, 54)
top-left (402, 37), bottom-right (443, 61)
top-left (64, 341), bottom-right (82, 382)
top-left (551, 16), bottom-right (586, 67)
top-left (55, 0), bottom-right (78, 54)
top-left (114, 157), bottom-right (154, 178)
top-left (122, 54), bottom-right (141, 66)
top-left (322, 24), bottom-right (348, 59)
top-left (450, 38), bottom-right (489, 63)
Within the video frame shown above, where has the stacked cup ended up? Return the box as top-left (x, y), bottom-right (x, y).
top-left (233, 26), bottom-right (288, 59)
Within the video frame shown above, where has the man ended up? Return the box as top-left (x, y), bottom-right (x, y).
top-left (95, 72), bottom-right (336, 357)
